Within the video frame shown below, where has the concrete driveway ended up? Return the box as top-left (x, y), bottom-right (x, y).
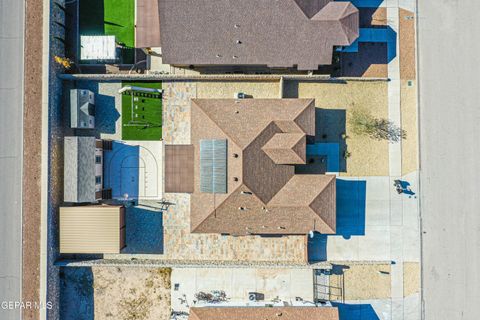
top-left (306, 172), bottom-right (420, 320)
top-left (171, 268), bottom-right (316, 312)
top-left (0, 0), bottom-right (23, 319)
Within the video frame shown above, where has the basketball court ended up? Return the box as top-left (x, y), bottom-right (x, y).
top-left (104, 140), bottom-right (163, 200)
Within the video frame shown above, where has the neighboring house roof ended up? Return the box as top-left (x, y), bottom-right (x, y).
top-left (188, 307), bottom-right (339, 320)
top-left (59, 205), bottom-right (125, 254)
top-left (190, 99), bottom-right (336, 235)
top-left (64, 136), bottom-right (97, 203)
top-left (138, 0), bottom-right (359, 70)
top-left (165, 145), bottom-right (194, 193)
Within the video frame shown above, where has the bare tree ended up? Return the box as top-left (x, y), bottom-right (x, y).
top-left (349, 108), bottom-right (406, 142)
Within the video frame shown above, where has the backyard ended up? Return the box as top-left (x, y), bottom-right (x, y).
top-left (121, 82), bottom-right (163, 141)
top-left (79, 0), bottom-right (135, 63)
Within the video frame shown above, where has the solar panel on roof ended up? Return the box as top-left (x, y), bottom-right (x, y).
top-left (200, 139), bottom-right (227, 193)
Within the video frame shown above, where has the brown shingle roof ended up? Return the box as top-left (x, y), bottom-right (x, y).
top-left (189, 99), bottom-right (336, 235)
top-left (188, 307), bottom-right (339, 320)
top-left (147, 0), bottom-right (359, 70)
top-left (262, 133), bottom-right (307, 165)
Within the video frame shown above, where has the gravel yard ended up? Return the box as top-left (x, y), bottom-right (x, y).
top-left (403, 262), bottom-right (420, 297)
top-left (195, 80), bottom-right (280, 98)
top-left (329, 263), bottom-right (392, 300)
top-left (399, 9), bottom-right (416, 80)
top-left (401, 80), bottom-right (418, 175)
top-left (61, 267), bottom-right (171, 320)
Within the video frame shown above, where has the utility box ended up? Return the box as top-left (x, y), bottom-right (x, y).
top-left (70, 89), bottom-right (95, 129)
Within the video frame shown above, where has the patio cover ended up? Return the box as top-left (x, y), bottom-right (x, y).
top-left (165, 145), bottom-right (194, 193)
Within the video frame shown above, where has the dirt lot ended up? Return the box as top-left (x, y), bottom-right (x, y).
top-left (61, 267), bottom-right (172, 320)
top-left (401, 80), bottom-right (418, 175)
top-left (22, 0), bottom-right (44, 318)
top-left (399, 9), bottom-right (416, 80)
top-left (285, 80), bottom-right (390, 176)
top-left (403, 262), bottom-right (420, 297)
top-left (399, 9), bottom-right (418, 175)
top-left (329, 263), bottom-right (392, 300)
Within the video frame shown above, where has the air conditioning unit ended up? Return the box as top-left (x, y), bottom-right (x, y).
top-left (248, 292), bottom-right (264, 301)
top-left (234, 92), bottom-right (246, 99)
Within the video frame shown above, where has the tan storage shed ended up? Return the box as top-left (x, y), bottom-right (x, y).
top-left (60, 205), bottom-right (126, 254)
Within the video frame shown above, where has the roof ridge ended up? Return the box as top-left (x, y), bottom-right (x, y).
top-left (191, 99), bottom-right (243, 149)
top-left (308, 175), bottom-right (336, 233)
top-left (190, 184), bottom-right (244, 232)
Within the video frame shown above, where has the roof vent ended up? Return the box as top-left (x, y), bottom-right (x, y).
top-left (234, 24), bottom-right (240, 28)
top-left (233, 153), bottom-right (239, 158)
top-left (236, 40), bottom-right (242, 44)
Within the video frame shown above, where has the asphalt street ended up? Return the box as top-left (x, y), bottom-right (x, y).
top-left (418, 0), bottom-right (480, 319)
top-left (0, 0), bottom-right (24, 319)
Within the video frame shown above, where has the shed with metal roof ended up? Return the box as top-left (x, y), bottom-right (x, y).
top-left (59, 205), bottom-right (126, 254)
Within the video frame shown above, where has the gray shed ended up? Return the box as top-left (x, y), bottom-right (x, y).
top-left (64, 136), bottom-right (103, 203)
top-left (70, 89), bottom-right (95, 129)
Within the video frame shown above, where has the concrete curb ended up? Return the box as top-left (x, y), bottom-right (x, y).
top-left (39, 0), bottom-right (51, 319)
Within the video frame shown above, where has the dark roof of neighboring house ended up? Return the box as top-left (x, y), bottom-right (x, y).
top-left (188, 307), bottom-right (339, 320)
top-left (137, 0), bottom-right (359, 70)
top-left (64, 136), bottom-right (97, 203)
top-left (190, 99), bottom-right (336, 235)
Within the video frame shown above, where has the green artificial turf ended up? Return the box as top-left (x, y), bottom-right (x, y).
top-left (79, 0), bottom-right (135, 63)
top-left (121, 82), bottom-right (162, 141)
top-left (104, 0), bottom-right (135, 63)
